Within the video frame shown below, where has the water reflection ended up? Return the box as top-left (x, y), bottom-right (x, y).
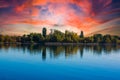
top-left (0, 44), bottom-right (120, 60)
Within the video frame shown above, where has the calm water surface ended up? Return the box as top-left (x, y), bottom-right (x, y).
top-left (0, 44), bottom-right (120, 80)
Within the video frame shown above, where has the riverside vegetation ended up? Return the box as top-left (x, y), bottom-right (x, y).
top-left (0, 28), bottom-right (120, 44)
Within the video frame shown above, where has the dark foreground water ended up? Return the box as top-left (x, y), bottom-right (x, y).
top-left (0, 44), bottom-right (120, 80)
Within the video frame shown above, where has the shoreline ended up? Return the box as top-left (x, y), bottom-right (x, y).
top-left (0, 42), bottom-right (119, 45)
top-left (45, 42), bottom-right (120, 45)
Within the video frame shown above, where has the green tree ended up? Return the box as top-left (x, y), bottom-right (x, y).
top-left (50, 30), bottom-right (65, 42)
top-left (21, 34), bottom-right (27, 43)
top-left (27, 33), bottom-right (34, 43)
top-left (64, 30), bottom-right (79, 42)
top-left (42, 27), bottom-right (47, 38)
top-left (103, 35), bottom-right (112, 43)
top-left (0, 35), bottom-right (4, 42)
top-left (80, 31), bottom-right (84, 38)
top-left (93, 34), bottom-right (103, 43)
top-left (64, 30), bottom-right (73, 42)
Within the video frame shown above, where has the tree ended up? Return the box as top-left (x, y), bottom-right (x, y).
top-left (21, 34), bottom-right (27, 43)
top-left (93, 34), bottom-right (103, 43)
top-left (50, 30), bottom-right (65, 42)
top-left (103, 35), bottom-right (112, 43)
top-left (80, 31), bottom-right (84, 38)
top-left (32, 33), bottom-right (44, 43)
top-left (64, 30), bottom-right (73, 42)
top-left (64, 30), bottom-right (79, 42)
top-left (0, 35), bottom-right (4, 42)
top-left (42, 27), bottom-right (47, 38)
top-left (27, 33), bottom-right (34, 43)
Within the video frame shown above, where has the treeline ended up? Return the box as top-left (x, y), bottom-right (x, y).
top-left (0, 28), bottom-right (120, 44)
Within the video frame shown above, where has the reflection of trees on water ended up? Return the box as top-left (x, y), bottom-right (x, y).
top-left (42, 47), bottom-right (46, 60)
top-left (79, 45), bottom-right (84, 58)
top-left (0, 44), bottom-right (120, 60)
top-left (48, 46), bottom-right (78, 58)
top-left (65, 46), bottom-right (78, 57)
top-left (82, 45), bottom-right (120, 55)
top-left (49, 46), bottom-right (64, 58)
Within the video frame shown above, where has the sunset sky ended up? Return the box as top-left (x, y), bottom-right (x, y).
top-left (0, 0), bottom-right (120, 36)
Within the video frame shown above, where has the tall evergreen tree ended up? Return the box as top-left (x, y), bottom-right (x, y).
top-left (80, 31), bottom-right (84, 38)
top-left (42, 27), bottom-right (47, 38)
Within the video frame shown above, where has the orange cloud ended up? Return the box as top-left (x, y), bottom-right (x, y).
top-left (19, 19), bottom-right (53, 26)
top-left (31, 7), bottom-right (40, 16)
top-left (32, 0), bottom-right (47, 6)
top-left (15, 4), bottom-right (26, 12)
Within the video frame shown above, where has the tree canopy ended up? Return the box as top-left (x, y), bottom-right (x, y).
top-left (0, 28), bottom-right (120, 44)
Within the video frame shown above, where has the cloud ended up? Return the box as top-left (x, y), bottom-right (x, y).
top-left (0, 0), bottom-right (10, 8)
top-left (0, 0), bottom-right (120, 35)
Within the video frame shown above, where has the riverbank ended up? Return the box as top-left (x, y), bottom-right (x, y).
top-left (45, 42), bottom-right (99, 45)
top-left (0, 42), bottom-right (119, 46)
top-left (44, 42), bottom-right (120, 45)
